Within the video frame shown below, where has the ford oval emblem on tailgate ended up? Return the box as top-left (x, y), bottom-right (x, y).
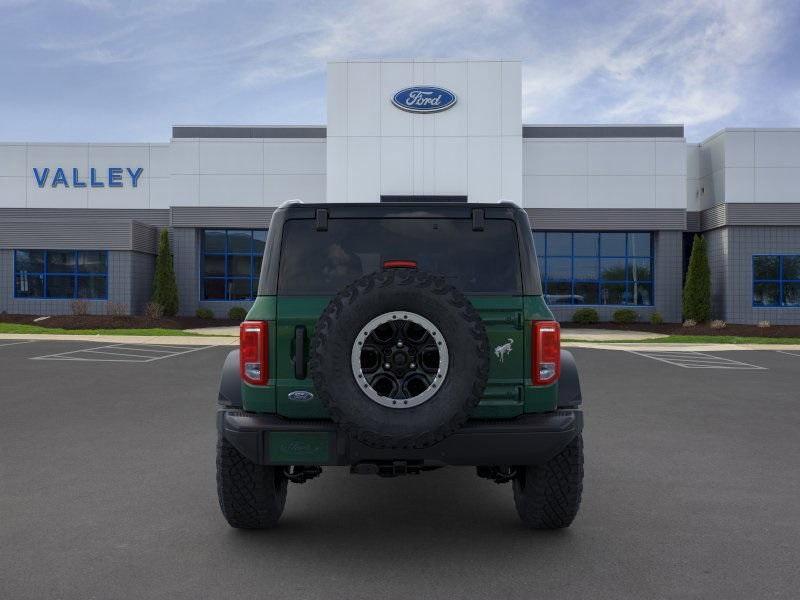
top-left (392, 86), bottom-right (457, 113)
top-left (288, 390), bottom-right (314, 402)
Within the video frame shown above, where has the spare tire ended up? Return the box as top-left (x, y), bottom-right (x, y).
top-left (309, 268), bottom-right (489, 449)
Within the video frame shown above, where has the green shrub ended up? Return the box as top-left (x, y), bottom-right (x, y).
top-left (612, 309), bottom-right (638, 324)
top-left (572, 307), bottom-right (599, 324)
top-left (683, 234), bottom-right (711, 322)
top-left (196, 308), bottom-right (214, 320)
top-left (228, 307), bottom-right (248, 322)
top-left (649, 312), bottom-right (664, 325)
top-left (152, 229), bottom-right (179, 317)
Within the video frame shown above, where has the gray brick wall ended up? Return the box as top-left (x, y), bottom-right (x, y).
top-left (722, 226), bottom-right (800, 325)
top-left (653, 230), bottom-right (683, 322)
top-left (171, 227), bottom-right (199, 317)
top-left (0, 249), bottom-right (148, 316)
top-left (703, 228), bottom-right (729, 320)
top-left (197, 299), bottom-right (255, 319)
top-left (130, 252), bottom-right (155, 314)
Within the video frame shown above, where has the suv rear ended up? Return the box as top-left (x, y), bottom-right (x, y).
top-left (216, 202), bottom-right (583, 529)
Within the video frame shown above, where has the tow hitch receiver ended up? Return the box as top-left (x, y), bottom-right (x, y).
top-left (283, 465), bottom-right (322, 484)
top-left (350, 462), bottom-right (442, 477)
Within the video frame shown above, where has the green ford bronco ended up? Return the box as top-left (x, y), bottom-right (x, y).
top-left (216, 201), bottom-right (584, 529)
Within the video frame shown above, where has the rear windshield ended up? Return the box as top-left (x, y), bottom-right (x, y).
top-left (277, 218), bottom-right (522, 295)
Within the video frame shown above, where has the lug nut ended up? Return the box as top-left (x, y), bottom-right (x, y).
top-left (384, 363), bottom-right (391, 369)
top-left (410, 363), bottom-right (416, 369)
top-left (397, 340), bottom-right (404, 347)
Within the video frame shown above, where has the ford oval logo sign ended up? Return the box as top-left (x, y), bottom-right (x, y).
top-left (392, 86), bottom-right (457, 113)
top-left (288, 390), bottom-right (314, 403)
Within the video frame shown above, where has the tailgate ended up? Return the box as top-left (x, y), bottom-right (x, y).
top-left (273, 295), bottom-right (524, 419)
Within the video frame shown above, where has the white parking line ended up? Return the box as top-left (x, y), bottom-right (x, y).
top-left (145, 346), bottom-right (214, 361)
top-left (31, 343), bottom-right (214, 363)
top-left (627, 350), bottom-right (766, 370)
top-left (0, 340), bottom-right (35, 348)
top-left (776, 350), bottom-right (800, 358)
top-left (82, 349), bottom-right (166, 359)
top-left (109, 346), bottom-right (178, 354)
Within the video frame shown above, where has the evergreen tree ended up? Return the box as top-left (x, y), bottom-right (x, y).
top-left (683, 234), bottom-right (711, 322)
top-left (152, 229), bottom-right (179, 317)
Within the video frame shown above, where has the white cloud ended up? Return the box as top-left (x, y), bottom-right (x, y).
top-left (521, 0), bottom-right (784, 130)
top-left (231, 0), bottom-right (521, 88)
top-left (3, 0), bottom-right (797, 141)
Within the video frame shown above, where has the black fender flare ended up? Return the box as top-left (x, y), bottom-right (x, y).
top-left (558, 350), bottom-right (582, 408)
top-left (218, 350), bottom-right (242, 408)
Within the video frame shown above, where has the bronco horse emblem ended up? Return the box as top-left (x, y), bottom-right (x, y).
top-left (494, 338), bottom-right (514, 363)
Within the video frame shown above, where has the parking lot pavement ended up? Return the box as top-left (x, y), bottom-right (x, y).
top-left (2, 342), bottom-right (800, 600)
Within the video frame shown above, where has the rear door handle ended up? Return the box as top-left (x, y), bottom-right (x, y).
top-left (294, 326), bottom-right (307, 379)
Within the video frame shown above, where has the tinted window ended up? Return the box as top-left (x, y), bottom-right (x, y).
top-left (201, 229), bottom-right (266, 301)
top-left (278, 218), bottom-right (522, 294)
top-left (753, 254), bottom-right (800, 307)
top-left (13, 250), bottom-right (108, 299)
top-left (536, 231), bottom-right (654, 306)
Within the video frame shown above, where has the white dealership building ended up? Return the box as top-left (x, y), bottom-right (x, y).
top-left (1, 59), bottom-right (799, 323)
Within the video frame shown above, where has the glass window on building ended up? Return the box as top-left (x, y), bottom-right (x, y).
top-left (533, 231), bottom-right (654, 306)
top-left (201, 229), bottom-right (267, 301)
top-left (753, 255), bottom-right (800, 307)
top-left (14, 250), bottom-right (108, 299)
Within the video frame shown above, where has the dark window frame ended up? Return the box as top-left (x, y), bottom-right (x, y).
top-left (200, 229), bottom-right (266, 301)
top-left (752, 254), bottom-right (800, 308)
top-left (13, 250), bottom-right (108, 300)
top-left (534, 231), bottom-right (654, 306)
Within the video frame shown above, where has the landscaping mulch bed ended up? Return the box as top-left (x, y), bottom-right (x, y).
top-left (560, 321), bottom-right (800, 338)
top-left (0, 313), bottom-right (240, 330)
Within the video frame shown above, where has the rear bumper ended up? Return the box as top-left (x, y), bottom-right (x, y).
top-left (217, 408), bottom-right (583, 467)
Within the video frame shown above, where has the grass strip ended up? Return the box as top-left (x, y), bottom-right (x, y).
top-left (0, 323), bottom-right (206, 336)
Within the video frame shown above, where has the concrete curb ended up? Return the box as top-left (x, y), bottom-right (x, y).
top-left (183, 326), bottom-right (240, 336)
top-left (561, 329), bottom-right (667, 341)
top-left (0, 333), bottom-right (238, 346)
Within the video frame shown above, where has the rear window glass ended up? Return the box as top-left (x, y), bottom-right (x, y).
top-left (278, 218), bottom-right (522, 294)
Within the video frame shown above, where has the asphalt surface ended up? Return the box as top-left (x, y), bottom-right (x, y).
top-left (1, 340), bottom-right (799, 599)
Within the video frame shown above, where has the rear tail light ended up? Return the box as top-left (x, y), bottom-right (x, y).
top-left (532, 320), bottom-right (560, 385)
top-left (383, 259), bottom-right (418, 269)
top-left (240, 321), bottom-right (268, 385)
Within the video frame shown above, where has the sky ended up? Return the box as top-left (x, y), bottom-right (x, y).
top-left (0, 0), bottom-right (798, 143)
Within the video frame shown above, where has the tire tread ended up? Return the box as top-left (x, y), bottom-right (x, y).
top-left (216, 434), bottom-right (287, 529)
top-left (513, 434), bottom-right (584, 529)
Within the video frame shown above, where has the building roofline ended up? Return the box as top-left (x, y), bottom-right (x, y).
top-left (698, 127), bottom-right (800, 146)
top-left (171, 125), bottom-right (326, 139)
top-left (522, 124), bottom-right (684, 139)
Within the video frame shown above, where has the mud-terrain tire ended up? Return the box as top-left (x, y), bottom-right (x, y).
top-left (216, 433), bottom-right (288, 529)
top-left (512, 434), bottom-right (584, 529)
top-left (310, 268), bottom-right (490, 449)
